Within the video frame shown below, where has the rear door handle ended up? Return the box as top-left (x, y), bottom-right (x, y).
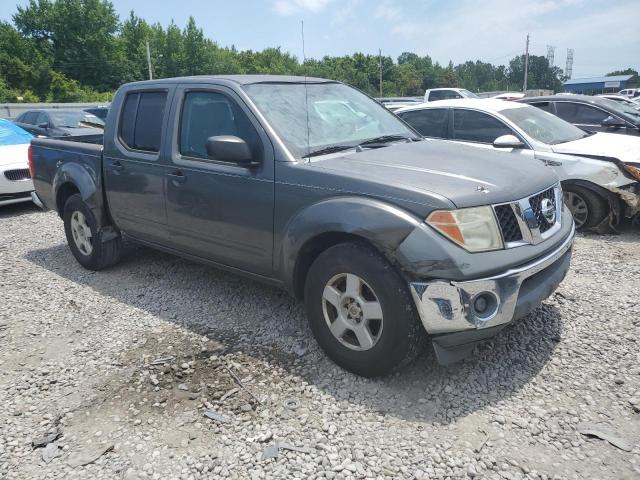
top-left (167, 170), bottom-right (186, 184)
top-left (111, 161), bottom-right (124, 171)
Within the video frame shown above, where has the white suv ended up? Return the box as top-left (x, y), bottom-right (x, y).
top-left (424, 88), bottom-right (479, 102)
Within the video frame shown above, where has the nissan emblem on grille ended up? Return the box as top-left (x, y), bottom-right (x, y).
top-left (540, 198), bottom-right (556, 225)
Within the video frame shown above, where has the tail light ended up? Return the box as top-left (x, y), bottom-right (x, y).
top-left (28, 145), bottom-right (35, 178)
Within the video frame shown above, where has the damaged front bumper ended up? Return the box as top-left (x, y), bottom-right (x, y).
top-left (409, 222), bottom-right (575, 365)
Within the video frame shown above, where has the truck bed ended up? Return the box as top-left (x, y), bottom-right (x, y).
top-left (31, 137), bottom-right (104, 215)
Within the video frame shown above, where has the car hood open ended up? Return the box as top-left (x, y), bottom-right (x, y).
top-left (552, 132), bottom-right (640, 164)
top-left (308, 139), bottom-right (557, 208)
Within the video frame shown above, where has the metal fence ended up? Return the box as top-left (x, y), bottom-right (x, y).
top-left (0, 102), bottom-right (108, 120)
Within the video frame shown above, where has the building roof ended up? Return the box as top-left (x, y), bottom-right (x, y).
top-left (563, 75), bottom-right (633, 85)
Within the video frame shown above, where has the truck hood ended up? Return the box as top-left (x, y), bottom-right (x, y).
top-left (309, 140), bottom-right (557, 208)
top-left (551, 132), bottom-right (640, 164)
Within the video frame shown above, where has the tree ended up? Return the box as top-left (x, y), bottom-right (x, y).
top-left (14, 0), bottom-right (126, 91)
top-left (508, 55), bottom-right (563, 91)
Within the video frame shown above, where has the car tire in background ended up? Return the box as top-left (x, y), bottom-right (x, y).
top-left (304, 241), bottom-right (425, 377)
top-left (63, 194), bottom-right (122, 270)
top-left (562, 184), bottom-right (608, 230)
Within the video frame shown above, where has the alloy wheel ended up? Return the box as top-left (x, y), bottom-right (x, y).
top-left (321, 273), bottom-right (384, 351)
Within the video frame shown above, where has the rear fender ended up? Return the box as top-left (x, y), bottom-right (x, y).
top-left (53, 162), bottom-right (105, 228)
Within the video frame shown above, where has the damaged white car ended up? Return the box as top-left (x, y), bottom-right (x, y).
top-left (396, 99), bottom-right (640, 229)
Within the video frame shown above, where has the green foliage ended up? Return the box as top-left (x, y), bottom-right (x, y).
top-left (0, 1), bottom-right (622, 103)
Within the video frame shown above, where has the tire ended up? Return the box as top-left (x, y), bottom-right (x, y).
top-left (63, 194), bottom-right (122, 270)
top-left (563, 184), bottom-right (608, 230)
top-left (304, 241), bottom-right (424, 377)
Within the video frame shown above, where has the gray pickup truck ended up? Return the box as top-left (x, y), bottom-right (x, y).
top-left (30, 75), bottom-right (575, 377)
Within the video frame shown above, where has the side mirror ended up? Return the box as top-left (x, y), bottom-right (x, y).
top-left (205, 135), bottom-right (257, 166)
top-left (38, 122), bottom-right (49, 129)
top-left (601, 116), bottom-right (625, 129)
top-left (493, 134), bottom-right (525, 149)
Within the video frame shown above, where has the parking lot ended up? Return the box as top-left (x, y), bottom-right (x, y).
top-left (1, 203), bottom-right (639, 480)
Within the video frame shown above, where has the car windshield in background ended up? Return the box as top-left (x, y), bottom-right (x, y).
top-left (499, 106), bottom-right (588, 145)
top-left (459, 89), bottom-right (480, 99)
top-left (243, 82), bottom-right (419, 158)
top-left (49, 111), bottom-right (104, 128)
top-left (595, 97), bottom-right (640, 123)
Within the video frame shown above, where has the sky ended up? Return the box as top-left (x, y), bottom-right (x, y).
top-left (1, 0), bottom-right (638, 78)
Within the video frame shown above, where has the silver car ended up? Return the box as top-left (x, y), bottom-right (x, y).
top-left (0, 119), bottom-right (34, 206)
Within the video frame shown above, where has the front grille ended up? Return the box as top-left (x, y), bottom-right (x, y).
top-left (529, 188), bottom-right (556, 233)
top-left (495, 204), bottom-right (523, 242)
top-left (4, 169), bottom-right (30, 181)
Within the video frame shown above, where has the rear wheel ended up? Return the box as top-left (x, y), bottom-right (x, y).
top-left (304, 242), bottom-right (424, 377)
top-left (563, 185), bottom-right (608, 230)
top-left (63, 194), bottom-right (122, 270)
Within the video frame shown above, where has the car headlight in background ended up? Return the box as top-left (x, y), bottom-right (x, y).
top-left (426, 206), bottom-right (504, 252)
top-left (622, 163), bottom-right (640, 181)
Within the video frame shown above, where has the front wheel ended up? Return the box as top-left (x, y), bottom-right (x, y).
top-left (63, 194), bottom-right (122, 270)
top-left (563, 185), bottom-right (608, 230)
top-left (304, 242), bottom-right (424, 377)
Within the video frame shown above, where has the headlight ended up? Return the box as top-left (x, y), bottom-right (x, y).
top-left (623, 163), bottom-right (640, 181)
top-left (426, 206), bottom-right (504, 252)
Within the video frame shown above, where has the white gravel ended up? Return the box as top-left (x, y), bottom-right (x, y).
top-left (1, 203), bottom-right (639, 480)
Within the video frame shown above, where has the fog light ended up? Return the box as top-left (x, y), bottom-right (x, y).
top-left (472, 292), bottom-right (499, 320)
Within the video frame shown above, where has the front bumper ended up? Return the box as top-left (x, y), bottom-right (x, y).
top-left (0, 162), bottom-right (34, 206)
top-left (410, 222), bottom-right (575, 363)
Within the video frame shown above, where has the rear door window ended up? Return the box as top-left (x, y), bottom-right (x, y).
top-left (119, 91), bottom-right (167, 152)
top-left (555, 102), bottom-right (609, 125)
top-left (399, 109), bottom-right (448, 138)
top-left (452, 109), bottom-right (512, 143)
top-left (529, 102), bottom-right (553, 113)
top-left (428, 90), bottom-right (444, 101)
top-left (179, 91), bottom-right (261, 161)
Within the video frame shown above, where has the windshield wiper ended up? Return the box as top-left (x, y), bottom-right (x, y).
top-left (305, 144), bottom-right (356, 158)
top-left (357, 134), bottom-right (414, 147)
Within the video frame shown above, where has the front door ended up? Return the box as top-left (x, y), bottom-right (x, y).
top-left (164, 84), bottom-right (274, 276)
top-left (103, 88), bottom-right (173, 243)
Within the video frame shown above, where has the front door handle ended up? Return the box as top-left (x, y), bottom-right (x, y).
top-left (167, 170), bottom-right (186, 184)
top-left (111, 161), bottom-right (124, 171)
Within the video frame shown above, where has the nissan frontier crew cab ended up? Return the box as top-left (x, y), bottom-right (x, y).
top-left (29, 75), bottom-right (575, 377)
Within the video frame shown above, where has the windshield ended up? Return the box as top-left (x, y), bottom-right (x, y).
top-left (50, 111), bottom-right (105, 128)
top-left (499, 105), bottom-right (589, 145)
top-left (242, 82), bottom-right (419, 158)
top-left (595, 97), bottom-right (640, 123)
top-left (460, 89), bottom-right (480, 99)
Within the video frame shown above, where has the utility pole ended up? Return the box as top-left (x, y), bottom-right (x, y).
top-left (523, 33), bottom-right (530, 93)
top-left (146, 41), bottom-right (153, 80)
top-left (379, 49), bottom-right (383, 97)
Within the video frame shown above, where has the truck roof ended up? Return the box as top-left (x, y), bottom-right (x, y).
top-left (124, 74), bottom-right (336, 87)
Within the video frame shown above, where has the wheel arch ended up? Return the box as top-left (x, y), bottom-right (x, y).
top-left (278, 196), bottom-right (423, 299)
top-left (561, 179), bottom-right (623, 223)
top-left (53, 163), bottom-right (107, 227)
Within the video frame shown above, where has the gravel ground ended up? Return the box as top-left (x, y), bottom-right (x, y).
top-left (1, 203), bottom-right (639, 480)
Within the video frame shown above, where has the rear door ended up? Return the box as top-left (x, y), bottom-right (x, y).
top-left (103, 88), bottom-right (173, 243)
top-left (164, 83), bottom-right (275, 276)
top-left (554, 102), bottom-right (612, 133)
